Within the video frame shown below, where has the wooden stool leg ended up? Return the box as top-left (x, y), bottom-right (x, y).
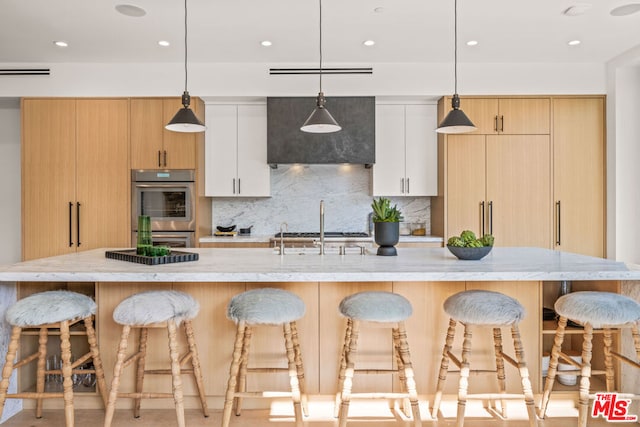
top-left (290, 321), bottom-right (308, 417)
top-left (432, 318), bottom-right (456, 419)
top-left (134, 327), bottom-right (149, 418)
top-left (167, 319), bottom-right (186, 427)
top-left (183, 320), bottom-right (209, 417)
top-left (104, 325), bottom-right (131, 427)
top-left (632, 323), bottom-right (640, 360)
top-left (235, 324), bottom-right (252, 416)
top-left (36, 326), bottom-right (48, 418)
top-left (492, 327), bottom-right (507, 418)
top-left (284, 322), bottom-right (303, 427)
top-left (603, 328), bottom-right (615, 392)
top-left (456, 323), bottom-right (472, 427)
top-left (334, 318), bottom-right (353, 418)
top-left (59, 320), bottom-right (75, 427)
top-left (338, 319), bottom-right (360, 427)
top-left (540, 316), bottom-right (567, 418)
top-left (0, 326), bottom-right (21, 420)
top-left (84, 317), bottom-right (108, 408)
top-left (395, 321), bottom-right (422, 427)
top-left (578, 323), bottom-right (594, 427)
top-left (222, 321), bottom-right (246, 427)
top-left (511, 324), bottom-right (537, 427)
top-left (392, 325), bottom-right (410, 417)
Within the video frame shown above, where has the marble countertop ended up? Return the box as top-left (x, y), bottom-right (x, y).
top-left (1, 247), bottom-right (639, 283)
top-left (199, 234), bottom-right (443, 244)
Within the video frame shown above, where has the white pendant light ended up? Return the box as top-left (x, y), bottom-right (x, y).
top-left (301, 0), bottom-right (341, 134)
top-left (166, 0), bottom-right (205, 133)
top-left (436, 0), bottom-right (477, 134)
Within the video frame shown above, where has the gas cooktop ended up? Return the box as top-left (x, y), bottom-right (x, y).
top-left (274, 232), bottom-right (369, 238)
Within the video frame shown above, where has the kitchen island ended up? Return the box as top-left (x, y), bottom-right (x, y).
top-left (1, 247), bottom-right (639, 412)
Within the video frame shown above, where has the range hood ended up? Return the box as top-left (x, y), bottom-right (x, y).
top-left (267, 96), bottom-right (375, 168)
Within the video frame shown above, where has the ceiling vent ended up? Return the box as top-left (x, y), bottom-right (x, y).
top-left (0, 68), bottom-right (50, 76)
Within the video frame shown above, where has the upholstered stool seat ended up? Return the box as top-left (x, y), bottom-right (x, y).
top-left (222, 288), bottom-right (307, 427)
top-left (0, 290), bottom-right (108, 427)
top-left (335, 291), bottom-right (421, 427)
top-left (104, 290), bottom-right (208, 427)
top-left (540, 291), bottom-right (640, 427)
top-left (432, 290), bottom-right (537, 427)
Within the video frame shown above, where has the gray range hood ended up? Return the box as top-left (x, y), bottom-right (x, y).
top-left (267, 96), bottom-right (375, 168)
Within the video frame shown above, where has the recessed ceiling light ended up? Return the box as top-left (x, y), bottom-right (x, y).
top-left (610, 3), bottom-right (640, 16)
top-left (374, 7), bottom-right (385, 13)
top-left (53, 41), bottom-right (68, 48)
top-left (261, 40), bottom-right (273, 47)
top-left (562, 3), bottom-right (592, 16)
top-left (466, 40), bottom-right (478, 46)
top-left (363, 40), bottom-right (375, 47)
top-left (115, 4), bottom-right (146, 17)
top-left (568, 40), bottom-right (581, 46)
top-left (158, 40), bottom-right (170, 47)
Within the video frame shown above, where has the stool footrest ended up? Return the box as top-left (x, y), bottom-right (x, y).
top-left (611, 351), bottom-right (640, 369)
top-left (117, 392), bottom-right (174, 399)
top-left (234, 391), bottom-right (294, 398)
top-left (4, 392), bottom-right (65, 399)
top-left (354, 368), bottom-right (398, 374)
top-left (247, 367), bottom-right (288, 373)
top-left (347, 392), bottom-right (412, 399)
top-left (145, 369), bottom-right (194, 375)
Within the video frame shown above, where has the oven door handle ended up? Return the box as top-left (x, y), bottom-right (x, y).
top-left (134, 183), bottom-right (194, 189)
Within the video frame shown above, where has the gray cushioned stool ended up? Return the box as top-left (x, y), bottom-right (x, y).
top-left (540, 291), bottom-right (640, 427)
top-left (0, 290), bottom-right (108, 427)
top-left (335, 291), bottom-right (421, 427)
top-left (432, 290), bottom-right (537, 427)
top-left (103, 290), bottom-right (209, 427)
top-left (222, 288), bottom-right (307, 427)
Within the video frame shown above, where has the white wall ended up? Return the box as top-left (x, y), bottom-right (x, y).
top-left (0, 98), bottom-right (21, 422)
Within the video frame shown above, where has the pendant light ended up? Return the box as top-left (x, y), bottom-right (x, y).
top-left (300, 0), bottom-right (341, 133)
top-left (165, 0), bottom-right (205, 133)
top-left (436, 0), bottom-right (477, 134)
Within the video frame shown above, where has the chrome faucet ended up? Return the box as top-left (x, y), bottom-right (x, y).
top-left (319, 200), bottom-right (325, 255)
top-left (279, 222), bottom-right (288, 255)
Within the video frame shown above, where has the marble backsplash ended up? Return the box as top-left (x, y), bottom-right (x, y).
top-left (211, 164), bottom-right (430, 236)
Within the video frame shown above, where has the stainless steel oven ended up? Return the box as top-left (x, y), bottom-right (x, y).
top-left (131, 231), bottom-right (194, 248)
top-left (131, 169), bottom-right (196, 239)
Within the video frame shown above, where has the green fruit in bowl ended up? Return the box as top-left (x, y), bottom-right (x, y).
top-left (447, 230), bottom-right (494, 248)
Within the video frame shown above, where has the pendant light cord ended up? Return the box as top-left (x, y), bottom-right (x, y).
top-left (183, 0), bottom-right (188, 93)
top-left (319, 0), bottom-right (323, 93)
top-left (454, 0), bottom-right (458, 95)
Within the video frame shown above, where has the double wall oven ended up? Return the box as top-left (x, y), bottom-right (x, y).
top-left (131, 170), bottom-right (196, 248)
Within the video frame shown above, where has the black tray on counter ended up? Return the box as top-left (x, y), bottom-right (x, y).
top-left (105, 249), bottom-right (199, 265)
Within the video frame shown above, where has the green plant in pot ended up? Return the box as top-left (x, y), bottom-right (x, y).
top-left (371, 197), bottom-right (403, 256)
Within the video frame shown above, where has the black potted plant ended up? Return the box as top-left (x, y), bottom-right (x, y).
top-left (371, 197), bottom-right (403, 256)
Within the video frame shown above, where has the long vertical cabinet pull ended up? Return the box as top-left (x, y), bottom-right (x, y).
top-left (556, 201), bottom-right (561, 246)
top-left (76, 202), bottom-right (81, 247)
top-left (500, 116), bottom-right (505, 132)
top-left (232, 178), bottom-right (236, 194)
top-left (163, 151), bottom-right (167, 167)
top-left (480, 201), bottom-right (485, 236)
top-left (158, 150), bottom-right (162, 167)
top-left (494, 116), bottom-right (499, 132)
top-left (488, 201), bottom-right (493, 235)
top-left (68, 202), bottom-right (74, 247)
top-left (401, 178), bottom-right (405, 194)
top-left (238, 178), bottom-right (241, 195)
top-left (406, 178), bottom-right (410, 194)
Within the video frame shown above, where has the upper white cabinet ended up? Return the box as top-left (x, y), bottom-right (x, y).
top-left (205, 103), bottom-right (270, 197)
top-left (372, 103), bottom-right (437, 196)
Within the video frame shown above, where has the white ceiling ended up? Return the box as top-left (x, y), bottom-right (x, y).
top-left (1, 0), bottom-right (639, 66)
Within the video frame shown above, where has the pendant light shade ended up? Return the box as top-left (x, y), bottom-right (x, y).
top-left (436, 0), bottom-right (476, 134)
top-left (301, 0), bottom-right (341, 134)
top-left (165, 0), bottom-right (205, 133)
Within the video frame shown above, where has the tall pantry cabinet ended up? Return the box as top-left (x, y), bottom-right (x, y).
top-left (22, 98), bottom-right (130, 260)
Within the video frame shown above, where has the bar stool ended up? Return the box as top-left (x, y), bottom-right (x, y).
top-left (0, 290), bottom-right (108, 427)
top-left (103, 290), bottom-right (209, 427)
top-left (540, 291), bottom-right (640, 427)
top-left (432, 290), bottom-right (537, 427)
top-left (222, 288), bottom-right (307, 427)
top-left (335, 291), bottom-right (422, 427)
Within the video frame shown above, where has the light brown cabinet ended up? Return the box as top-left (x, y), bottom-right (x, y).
top-left (22, 98), bottom-right (130, 260)
top-left (456, 97), bottom-right (550, 135)
top-left (445, 134), bottom-right (552, 247)
top-left (130, 97), bottom-right (201, 169)
top-left (552, 97), bottom-right (606, 257)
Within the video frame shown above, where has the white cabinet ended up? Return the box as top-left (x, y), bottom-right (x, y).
top-left (205, 103), bottom-right (270, 197)
top-left (372, 103), bottom-right (437, 196)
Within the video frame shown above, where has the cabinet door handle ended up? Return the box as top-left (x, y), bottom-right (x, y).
top-left (488, 201), bottom-right (493, 235)
top-left (68, 202), bottom-right (74, 247)
top-left (76, 202), bottom-right (81, 247)
top-left (401, 178), bottom-right (405, 194)
top-left (163, 150), bottom-right (167, 167)
top-left (406, 178), bottom-right (410, 194)
top-left (494, 116), bottom-right (498, 132)
top-left (158, 150), bottom-right (162, 167)
top-left (480, 201), bottom-right (485, 236)
top-left (500, 115), bottom-right (505, 132)
top-left (238, 178), bottom-right (241, 195)
top-left (556, 200), bottom-right (561, 246)
top-left (232, 178), bottom-right (236, 194)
